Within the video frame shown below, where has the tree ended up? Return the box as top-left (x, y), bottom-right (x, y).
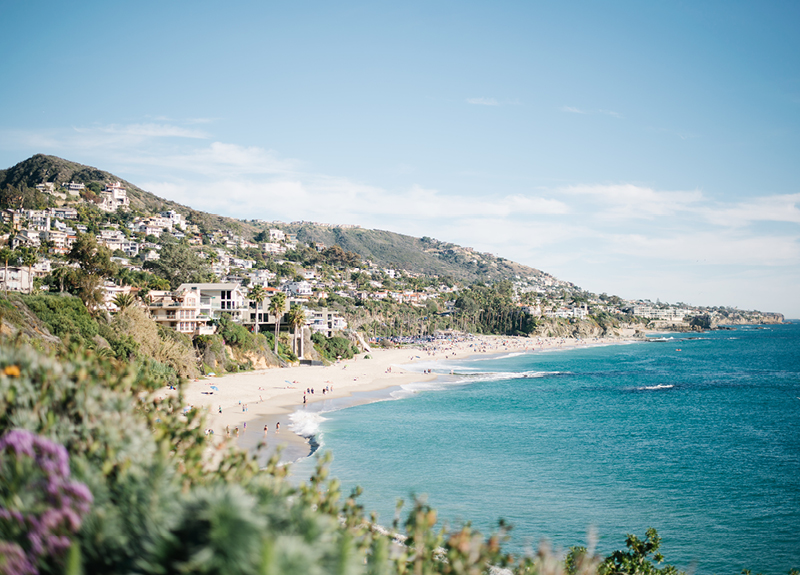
top-left (268, 291), bottom-right (286, 354)
top-left (247, 285), bottom-right (266, 334)
top-left (144, 234), bottom-right (212, 289)
top-left (68, 234), bottom-right (117, 278)
top-left (18, 246), bottom-right (38, 294)
top-left (112, 292), bottom-right (136, 311)
top-left (66, 234), bottom-right (117, 313)
top-left (287, 304), bottom-right (306, 358)
top-left (596, 528), bottom-right (683, 575)
top-left (0, 246), bottom-right (19, 294)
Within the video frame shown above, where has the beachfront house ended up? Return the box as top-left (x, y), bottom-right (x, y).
top-left (147, 287), bottom-right (213, 335)
top-left (245, 286), bottom-right (289, 334)
top-left (177, 283), bottom-right (249, 324)
top-left (305, 308), bottom-right (348, 338)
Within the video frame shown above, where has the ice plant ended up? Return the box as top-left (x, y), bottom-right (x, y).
top-left (0, 430), bottom-right (92, 575)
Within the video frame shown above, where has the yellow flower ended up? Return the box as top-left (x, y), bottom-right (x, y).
top-left (3, 365), bottom-right (21, 377)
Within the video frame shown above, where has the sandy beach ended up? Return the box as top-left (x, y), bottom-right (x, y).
top-left (173, 334), bottom-right (623, 464)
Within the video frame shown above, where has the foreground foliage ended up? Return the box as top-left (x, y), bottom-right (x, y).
top-left (0, 343), bottom-right (794, 575)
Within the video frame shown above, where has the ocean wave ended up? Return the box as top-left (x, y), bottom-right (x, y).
top-left (457, 370), bottom-right (565, 382)
top-left (288, 410), bottom-right (329, 437)
top-left (638, 384), bottom-right (674, 391)
top-left (471, 351), bottom-right (528, 361)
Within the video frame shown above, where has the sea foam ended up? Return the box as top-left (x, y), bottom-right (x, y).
top-left (288, 410), bottom-right (329, 437)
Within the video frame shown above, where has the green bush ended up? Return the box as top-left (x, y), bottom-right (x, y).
top-left (22, 293), bottom-right (99, 345)
top-left (311, 333), bottom-right (358, 361)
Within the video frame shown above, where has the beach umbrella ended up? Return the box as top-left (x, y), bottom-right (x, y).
top-left (210, 386), bottom-right (219, 391)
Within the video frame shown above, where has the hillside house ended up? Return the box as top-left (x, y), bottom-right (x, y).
top-left (99, 182), bottom-right (130, 212)
top-left (0, 267), bottom-right (33, 292)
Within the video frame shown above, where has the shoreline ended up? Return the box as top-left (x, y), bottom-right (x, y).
top-left (172, 334), bottom-right (630, 464)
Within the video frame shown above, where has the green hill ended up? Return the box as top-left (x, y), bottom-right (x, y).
top-left (1, 154), bottom-right (563, 285)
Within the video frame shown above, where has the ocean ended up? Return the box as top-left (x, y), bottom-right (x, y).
top-left (290, 323), bottom-right (800, 574)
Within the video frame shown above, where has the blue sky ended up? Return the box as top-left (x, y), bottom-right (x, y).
top-left (1, 1), bottom-right (799, 316)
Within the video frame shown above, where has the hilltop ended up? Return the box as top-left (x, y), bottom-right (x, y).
top-left (0, 154), bottom-right (563, 285)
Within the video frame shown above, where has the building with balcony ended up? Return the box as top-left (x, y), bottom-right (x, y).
top-left (305, 308), bottom-right (348, 338)
top-left (147, 288), bottom-right (212, 334)
top-left (178, 283), bottom-right (249, 323)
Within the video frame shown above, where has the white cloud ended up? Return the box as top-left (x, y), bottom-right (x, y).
top-left (703, 193), bottom-right (800, 226)
top-left (467, 97), bottom-right (499, 106)
top-left (604, 231), bottom-right (800, 266)
top-left (76, 123), bottom-right (209, 139)
top-left (561, 183), bottom-right (704, 220)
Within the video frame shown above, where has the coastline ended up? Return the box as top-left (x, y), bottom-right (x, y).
top-left (169, 334), bottom-right (628, 464)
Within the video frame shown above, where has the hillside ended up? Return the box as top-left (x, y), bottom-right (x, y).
top-left (1, 154), bottom-right (563, 285)
top-left (0, 154), bottom-right (259, 235)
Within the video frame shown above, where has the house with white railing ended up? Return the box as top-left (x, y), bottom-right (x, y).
top-left (147, 287), bottom-right (213, 334)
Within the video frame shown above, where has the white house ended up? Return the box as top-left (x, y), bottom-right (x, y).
top-left (147, 287), bottom-right (213, 335)
top-left (283, 280), bottom-right (313, 297)
top-left (177, 283), bottom-right (249, 323)
top-left (0, 267), bottom-right (33, 292)
top-left (160, 210), bottom-right (186, 231)
top-left (99, 182), bottom-right (130, 212)
top-left (304, 308), bottom-right (348, 338)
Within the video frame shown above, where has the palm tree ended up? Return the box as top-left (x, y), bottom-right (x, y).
top-left (0, 247), bottom-right (18, 294)
top-left (287, 304), bottom-right (306, 358)
top-left (51, 265), bottom-right (74, 294)
top-left (268, 291), bottom-right (286, 354)
top-left (247, 284), bottom-right (266, 334)
top-left (112, 292), bottom-right (136, 311)
top-left (18, 247), bottom-right (38, 294)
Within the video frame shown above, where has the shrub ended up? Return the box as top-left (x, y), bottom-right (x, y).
top-left (311, 333), bottom-right (358, 362)
top-left (21, 294), bottom-right (98, 345)
top-left (0, 429), bottom-right (92, 574)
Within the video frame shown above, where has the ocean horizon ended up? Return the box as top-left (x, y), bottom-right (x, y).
top-left (290, 323), bottom-right (800, 575)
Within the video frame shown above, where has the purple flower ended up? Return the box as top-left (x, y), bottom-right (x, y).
top-left (0, 541), bottom-right (37, 575)
top-left (0, 430), bottom-right (93, 573)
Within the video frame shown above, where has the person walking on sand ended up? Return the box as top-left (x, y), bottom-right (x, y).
top-left (276, 422), bottom-right (280, 432)
top-left (264, 425), bottom-right (268, 436)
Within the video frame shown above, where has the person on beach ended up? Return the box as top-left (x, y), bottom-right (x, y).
top-left (276, 422), bottom-right (280, 432)
top-left (218, 405), bottom-right (222, 414)
top-left (243, 421), bottom-right (247, 432)
top-left (235, 427), bottom-right (239, 437)
top-left (303, 395), bottom-right (307, 404)
top-left (226, 425), bottom-right (230, 437)
top-left (264, 425), bottom-right (268, 436)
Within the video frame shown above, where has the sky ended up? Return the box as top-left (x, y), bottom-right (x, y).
top-left (1, 0), bottom-right (799, 317)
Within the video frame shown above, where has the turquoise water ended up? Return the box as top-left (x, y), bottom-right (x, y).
top-left (291, 324), bottom-right (800, 574)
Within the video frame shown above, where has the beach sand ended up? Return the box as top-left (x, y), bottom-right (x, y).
top-left (171, 335), bottom-right (621, 464)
